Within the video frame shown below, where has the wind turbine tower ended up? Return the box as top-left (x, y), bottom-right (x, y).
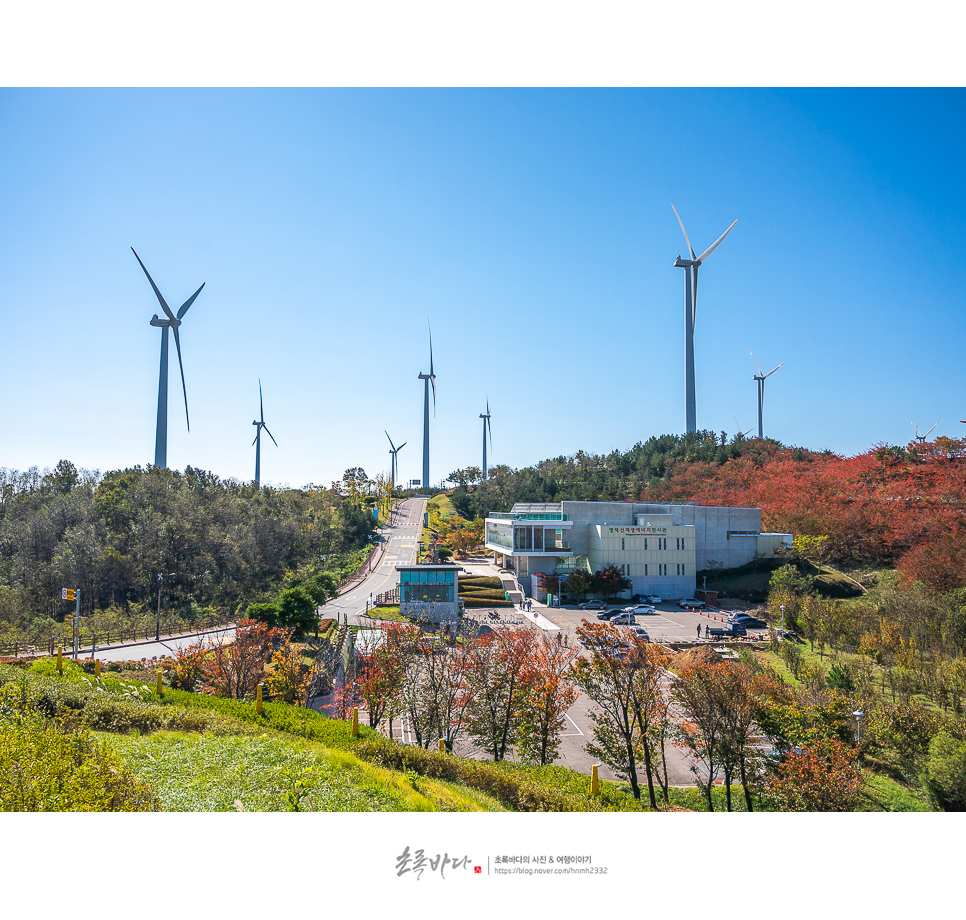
top-left (749, 350), bottom-right (784, 439)
top-left (671, 206), bottom-right (737, 433)
top-left (417, 325), bottom-right (436, 489)
top-left (252, 380), bottom-right (278, 485)
top-left (385, 431), bottom-right (406, 490)
top-left (133, 248), bottom-right (204, 468)
top-left (480, 398), bottom-right (493, 476)
top-left (910, 420), bottom-right (938, 444)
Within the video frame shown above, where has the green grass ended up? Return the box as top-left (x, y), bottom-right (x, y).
top-left (105, 730), bottom-right (505, 812)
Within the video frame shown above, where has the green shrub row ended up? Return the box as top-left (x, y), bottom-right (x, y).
top-left (459, 576), bottom-right (504, 590)
top-left (461, 598), bottom-right (514, 609)
top-left (353, 737), bottom-right (599, 812)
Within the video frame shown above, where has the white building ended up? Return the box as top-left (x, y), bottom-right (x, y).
top-left (485, 500), bottom-right (789, 601)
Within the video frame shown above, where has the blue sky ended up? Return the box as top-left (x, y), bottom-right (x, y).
top-left (1, 88), bottom-right (964, 489)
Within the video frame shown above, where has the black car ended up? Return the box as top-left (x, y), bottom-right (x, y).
top-left (731, 614), bottom-right (767, 628)
top-left (596, 609), bottom-right (626, 621)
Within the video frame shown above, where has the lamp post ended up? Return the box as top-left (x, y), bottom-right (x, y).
top-left (853, 709), bottom-right (864, 746)
top-left (156, 572), bottom-right (175, 642)
top-left (780, 604), bottom-right (786, 636)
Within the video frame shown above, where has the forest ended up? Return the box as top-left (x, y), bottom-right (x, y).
top-left (0, 461), bottom-right (376, 646)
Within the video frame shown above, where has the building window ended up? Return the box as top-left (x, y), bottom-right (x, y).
top-left (644, 538), bottom-right (648, 551)
top-left (621, 538), bottom-right (625, 551)
top-left (644, 564), bottom-right (648, 576)
top-left (677, 563), bottom-right (685, 576)
top-left (658, 563), bottom-right (667, 576)
top-left (658, 537), bottom-right (667, 551)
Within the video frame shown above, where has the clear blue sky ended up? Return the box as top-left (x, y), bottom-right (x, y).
top-left (2, 88), bottom-right (964, 489)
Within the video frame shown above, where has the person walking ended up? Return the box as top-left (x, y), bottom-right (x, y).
top-left (696, 624), bottom-right (701, 639)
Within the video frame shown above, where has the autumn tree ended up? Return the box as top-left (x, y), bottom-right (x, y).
top-left (563, 569), bottom-right (593, 600)
top-left (515, 633), bottom-right (579, 766)
top-left (265, 642), bottom-right (311, 704)
top-left (571, 621), bottom-right (647, 800)
top-left (763, 737), bottom-right (862, 811)
top-left (419, 639), bottom-right (473, 751)
top-left (627, 642), bottom-right (673, 808)
top-left (593, 564), bottom-right (632, 599)
top-left (464, 626), bottom-right (537, 761)
top-left (199, 619), bottom-right (287, 699)
top-left (671, 661), bottom-right (730, 812)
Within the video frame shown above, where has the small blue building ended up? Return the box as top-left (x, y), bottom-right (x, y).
top-left (396, 562), bottom-right (461, 624)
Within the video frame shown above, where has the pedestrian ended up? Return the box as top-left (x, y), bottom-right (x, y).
top-left (704, 624), bottom-right (709, 638)
top-left (696, 624), bottom-right (700, 639)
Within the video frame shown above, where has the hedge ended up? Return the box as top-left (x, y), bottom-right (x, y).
top-left (353, 737), bottom-right (599, 812)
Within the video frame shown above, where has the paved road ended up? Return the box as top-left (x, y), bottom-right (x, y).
top-left (319, 496), bottom-right (427, 626)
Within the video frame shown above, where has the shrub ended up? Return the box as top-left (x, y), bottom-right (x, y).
top-left (0, 707), bottom-right (158, 811)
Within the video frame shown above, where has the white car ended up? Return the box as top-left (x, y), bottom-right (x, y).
top-left (643, 595), bottom-right (662, 605)
top-left (623, 604), bottom-right (656, 615)
top-left (626, 625), bottom-right (650, 642)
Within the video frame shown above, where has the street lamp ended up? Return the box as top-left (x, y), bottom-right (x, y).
top-left (780, 604), bottom-right (786, 636)
top-left (853, 709), bottom-right (864, 746)
top-left (156, 572), bottom-right (175, 641)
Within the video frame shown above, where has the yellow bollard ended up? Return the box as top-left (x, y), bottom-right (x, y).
top-left (591, 763), bottom-right (600, 796)
top-left (438, 738), bottom-right (445, 753)
top-left (156, 670), bottom-right (163, 695)
top-left (95, 659), bottom-right (101, 678)
top-left (256, 683), bottom-right (264, 714)
top-left (352, 706), bottom-right (359, 737)
top-left (56, 646), bottom-right (63, 675)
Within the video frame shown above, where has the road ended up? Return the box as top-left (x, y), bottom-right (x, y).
top-left (318, 496), bottom-right (427, 625)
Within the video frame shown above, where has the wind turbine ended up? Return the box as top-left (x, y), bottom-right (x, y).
top-left (417, 323), bottom-right (436, 489)
top-left (734, 417), bottom-right (753, 438)
top-left (749, 350), bottom-right (783, 439)
top-left (133, 248), bottom-right (204, 468)
top-left (385, 431), bottom-right (406, 490)
top-left (480, 398), bottom-right (493, 476)
top-left (672, 205), bottom-right (738, 433)
top-left (252, 380), bottom-right (277, 485)
top-left (910, 420), bottom-right (938, 444)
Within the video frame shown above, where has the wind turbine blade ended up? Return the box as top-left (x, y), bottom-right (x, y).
top-left (252, 432), bottom-right (259, 446)
top-left (177, 282), bottom-right (205, 319)
top-left (909, 421), bottom-right (920, 435)
top-left (398, 442), bottom-right (406, 452)
top-left (259, 380), bottom-right (264, 424)
top-left (132, 248), bottom-right (177, 323)
top-left (671, 204), bottom-right (695, 260)
top-left (386, 430), bottom-right (396, 451)
top-left (172, 325), bottom-right (190, 431)
top-left (926, 423), bottom-right (938, 436)
top-left (748, 348), bottom-right (763, 376)
top-left (264, 426), bottom-right (278, 447)
top-left (487, 415), bottom-right (493, 449)
top-left (696, 219), bottom-right (738, 262)
top-left (691, 265), bottom-right (699, 326)
top-left (764, 362), bottom-right (784, 378)
top-left (431, 377), bottom-right (436, 415)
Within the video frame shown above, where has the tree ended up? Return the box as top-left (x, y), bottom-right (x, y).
top-left (571, 621), bottom-right (645, 800)
top-left (515, 634), bottom-right (579, 766)
top-left (921, 730), bottom-right (966, 811)
top-left (763, 737), bottom-right (862, 811)
top-left (627, 642), bottom-right (673, 808)
top-left (563, 569), bottom-right (593, 600)
top-left (265, 642), bottom-right (311, 704)
top-left (198, 619), bottom-right (287, 699)
top-left (671, 661), bottom-right (731, 811)
top-left (464, 626), bottom-right (536, 761)
top-left (593, 564), bottom-right (632, 599)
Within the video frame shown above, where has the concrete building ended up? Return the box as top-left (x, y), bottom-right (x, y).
top-left (396, 562), bottom-right (461, 623)
top-left (485, 500), bottom-right (790, 601)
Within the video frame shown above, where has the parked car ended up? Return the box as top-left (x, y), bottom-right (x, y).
top-left (678, 597), bottom-right (707, 609)
top-left (596, 609), bottom-right (626, 621)
top-left (623, 604), bottom-right (656, 615)
top-left (643, 595), bottom-right (662, 605)
top-left (626, 625), bottom-right (650, 642)
top-left (609, 612), bottom-right (637, 626)
top-left (731, 614), bottom-right (767, 628)
top-left (578, 600), bottom-right (606, 610)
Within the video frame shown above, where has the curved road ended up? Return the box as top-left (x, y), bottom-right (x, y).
top-left (319, 496), bottom-right (427, 625)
